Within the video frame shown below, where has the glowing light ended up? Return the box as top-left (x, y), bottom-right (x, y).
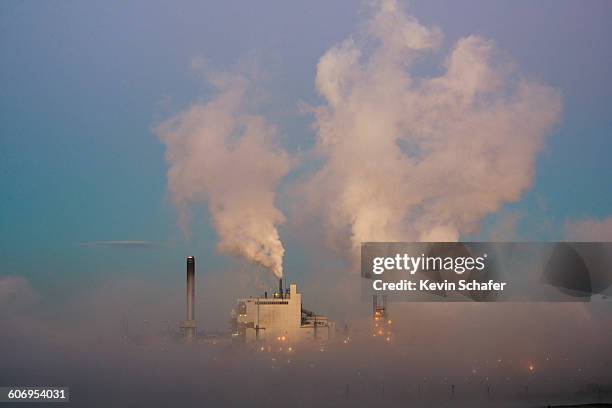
top-left (528, 364), bottom-right (535, 372)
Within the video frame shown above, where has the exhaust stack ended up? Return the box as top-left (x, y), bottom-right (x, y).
top-left (279, 277), bottom-right (283, 299)
top-left (179, 256), bottom-right (197, 340)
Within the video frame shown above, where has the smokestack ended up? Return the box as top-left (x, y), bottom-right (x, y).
top-left (179, 256), bottom-right (197, 340)
top-left (279, 278), bottom-right (283, 299)
top-left (187, 256), bottom-right (195, 323)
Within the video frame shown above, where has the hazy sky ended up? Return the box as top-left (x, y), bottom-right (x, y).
top-left (2, 0), bottom-right (612, 297)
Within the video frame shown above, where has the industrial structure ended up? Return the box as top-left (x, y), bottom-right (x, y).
top-left (179, 256), bottom-right (197, 341)
top-left (231, 279), bottom-right (335, 343)
top-left (372, 294), bottom-right (392, 341)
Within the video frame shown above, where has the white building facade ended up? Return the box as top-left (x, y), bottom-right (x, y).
top-left (232, 283), bottom-right (335, 343)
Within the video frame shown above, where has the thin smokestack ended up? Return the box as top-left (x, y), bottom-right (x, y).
top-left (279, 278), bottom-right (283, 299)
top-left (180, 256), bottom-right (196, 340)
top-left (187, 256), bottom-right (195, 321)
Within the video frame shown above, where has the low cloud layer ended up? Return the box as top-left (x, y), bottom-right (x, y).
top-left (301, 0), bottom-right (562, 256)
top-left (1, 273), bottom-right (611, 407)
top-left (157, 72), bottom-right (292, 279)
top-left (0, 275), bottom-right (37, 310)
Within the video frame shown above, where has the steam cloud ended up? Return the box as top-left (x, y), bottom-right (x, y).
top-left (157, 72), bottom-right (291, 278)
top-left (157, 0), bottom-right (563, 275)
top-left (304, 0), bottom-right (562, 253)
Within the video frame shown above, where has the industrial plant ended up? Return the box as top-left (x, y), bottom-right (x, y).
top-left (231, 279), bottom-right (335, 343)
top-left (177, 256), bottom-right (335, 344)
top-left (372, 294), bottom-right (392, 342)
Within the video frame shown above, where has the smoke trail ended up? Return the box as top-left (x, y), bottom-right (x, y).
top-left (156, 71), bottom-right (291, 278)
top-left (303, 0), bottom-right (562, 253)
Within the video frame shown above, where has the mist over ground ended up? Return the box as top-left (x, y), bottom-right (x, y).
top-left (1, 269), bottom-right (611, 407)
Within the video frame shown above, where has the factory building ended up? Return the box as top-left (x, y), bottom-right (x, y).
top-left (232, 281), bottom-right (335, 343)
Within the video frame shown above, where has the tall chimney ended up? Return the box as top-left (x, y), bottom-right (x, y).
top-left (279, 278), bottom-right (283, 299)
top-left (180, 256), bottom-right (197, 340)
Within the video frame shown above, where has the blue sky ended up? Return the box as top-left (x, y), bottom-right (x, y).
top-left (1, 0), bottom-right (611, 292)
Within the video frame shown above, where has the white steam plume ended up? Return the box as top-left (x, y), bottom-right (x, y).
top-left (305, 0), bottom-right (562, 252)
top-left (156, 72), bottom-right (291, 278)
